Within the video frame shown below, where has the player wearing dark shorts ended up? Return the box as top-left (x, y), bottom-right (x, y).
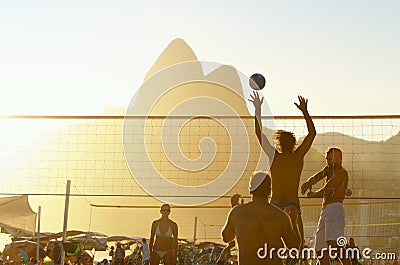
top-left (249, 92), bottom-right (316, 248)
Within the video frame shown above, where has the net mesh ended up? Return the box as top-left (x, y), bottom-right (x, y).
top-left (0, 115), bottom-right (399, 253)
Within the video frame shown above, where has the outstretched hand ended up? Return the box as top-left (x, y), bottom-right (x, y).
top-left (248, 91), bottom-right (264, 109)
top-left (231, 194), bottom-right (244, 207)
top-left (294, 96), bottom-right (308, 113)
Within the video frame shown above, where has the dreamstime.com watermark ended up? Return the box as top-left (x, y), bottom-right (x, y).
top-left (257, 236), bottom-right (399, 260)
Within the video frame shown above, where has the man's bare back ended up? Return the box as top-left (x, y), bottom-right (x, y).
top-left (270, 152), bottom-right (304, 204)
top-left (223, 200), bottom-right (298, 265)
top-left (222, 172), bottom-right (300, 265)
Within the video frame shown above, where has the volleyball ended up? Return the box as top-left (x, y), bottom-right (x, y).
top-left (249, 73), bottom-right (266, 90)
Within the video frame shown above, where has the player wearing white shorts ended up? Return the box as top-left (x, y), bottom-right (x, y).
top-left (301, 147), bottom-right (351, 265)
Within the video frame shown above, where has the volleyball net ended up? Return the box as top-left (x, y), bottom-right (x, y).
top-left (0, 115), bottom-right (399, 252)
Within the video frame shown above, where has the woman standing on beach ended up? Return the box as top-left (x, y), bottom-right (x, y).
top-left (149, 204), bottom-right (178, 265)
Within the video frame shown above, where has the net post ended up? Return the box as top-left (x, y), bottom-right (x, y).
top-left (193, 216), bottom-right (197, 265)
top-left (60, 180), bottom-right (71, 265)
top-left (36, 205), bottom-right (41, 264)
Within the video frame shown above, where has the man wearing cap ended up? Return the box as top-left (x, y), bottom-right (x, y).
top-left (222, 171), bottom-right (301, 265)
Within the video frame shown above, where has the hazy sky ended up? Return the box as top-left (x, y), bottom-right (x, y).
top-left (0, 1), bottom-right (399, 116)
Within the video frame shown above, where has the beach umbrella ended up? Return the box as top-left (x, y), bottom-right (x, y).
top-left (67, 231), bottom-right (108, 251)
top-left (3, 240), bottom-right (45, 261)
top-left (106, 236), bottom-right (143, 242)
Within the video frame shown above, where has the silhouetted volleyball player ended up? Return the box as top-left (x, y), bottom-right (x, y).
top-left (249, 92), bottom-right (316, 248)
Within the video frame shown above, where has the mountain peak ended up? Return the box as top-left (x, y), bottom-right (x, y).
top-left (144, 38), bottom-right (198, 81)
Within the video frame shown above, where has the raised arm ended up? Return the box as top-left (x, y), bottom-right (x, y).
top-left (249, 91), bottom-right (276, 159)
top-left (294, 96), bottom-right (316, 157)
